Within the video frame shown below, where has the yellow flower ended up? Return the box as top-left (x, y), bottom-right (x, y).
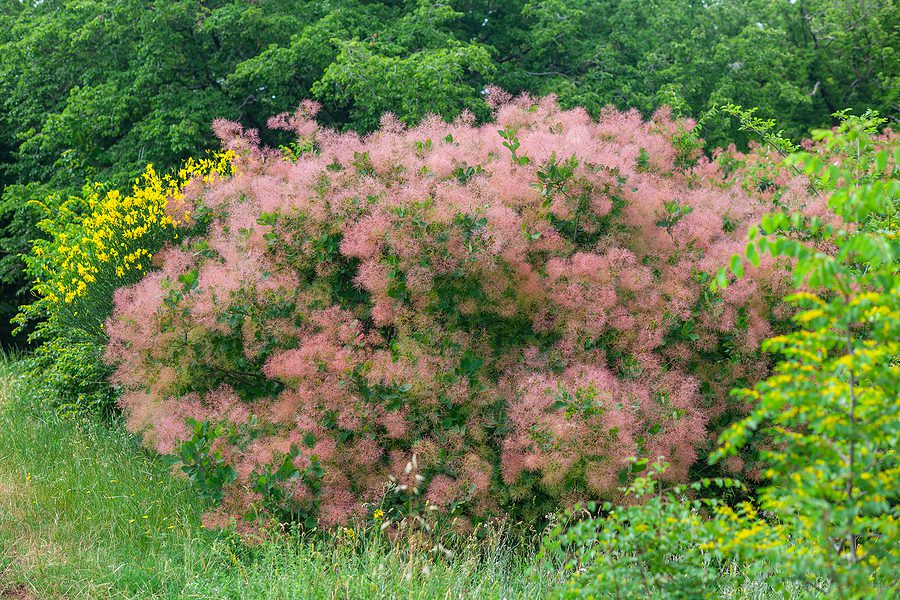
top-left (38, 151), bottom-right (233, 307)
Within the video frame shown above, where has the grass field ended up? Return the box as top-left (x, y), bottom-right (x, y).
top-left (0, 361), bottom-right (551, 599)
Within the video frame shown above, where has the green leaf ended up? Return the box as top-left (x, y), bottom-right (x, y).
top-left (746, 242), bottom-right (760, 268)
top-left (729, 254), bottom-right (743, 279)
top-left (715, 267), bottom-right (728, 290)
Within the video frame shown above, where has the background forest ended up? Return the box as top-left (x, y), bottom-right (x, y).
top-left (0, 0), bottom-right (897, 345)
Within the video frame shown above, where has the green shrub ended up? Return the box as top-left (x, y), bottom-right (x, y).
top-left (714, 111), bottom-right (900, 596)
top-left (19, 333), bottom-right (117, 418)
top-left (540, 461), bottom-right (786, 599)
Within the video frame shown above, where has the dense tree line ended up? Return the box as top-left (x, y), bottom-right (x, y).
top-left (0, 0), bottom-right (896, 345)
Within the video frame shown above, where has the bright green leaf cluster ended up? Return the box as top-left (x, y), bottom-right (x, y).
top-left (714, 112), bottom-right (899, 596)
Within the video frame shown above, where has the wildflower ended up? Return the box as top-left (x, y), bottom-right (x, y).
top-left (28, 151), bottom-right (234, 321)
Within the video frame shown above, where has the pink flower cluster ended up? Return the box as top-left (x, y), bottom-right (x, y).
top-left (105, 92), bottom-right (806, 527)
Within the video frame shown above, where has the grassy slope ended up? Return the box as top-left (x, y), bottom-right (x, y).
top-left (0, 362), bottom-right (550, 599)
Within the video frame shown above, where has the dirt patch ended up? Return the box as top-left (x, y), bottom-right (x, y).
top-left (0, 585), bottom-right (34, 600)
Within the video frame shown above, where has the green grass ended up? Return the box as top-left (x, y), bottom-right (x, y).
top-left (0, 361), bottom-right (551, 599)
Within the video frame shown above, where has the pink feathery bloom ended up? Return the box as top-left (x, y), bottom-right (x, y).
top-left (105, 88), bottom-right (806, 533)
top-left (341, 213), bottom-right (390, 260)
top-left (350, 438), bottom-right (383, 466)
top-left (381, 410), bottom-right (409, 439)
top-left (425, 475), bottom-right (458, 508)
top-left (150, 411), bottom-right (192, 455)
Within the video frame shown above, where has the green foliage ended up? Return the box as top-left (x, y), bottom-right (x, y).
top-left (541, 461), bottom-right (786, 599)
top-left (176, 419), bottom-right (238, 502)
top-left (252, 451), bottom-right (324, 528)
top-left (498, 127), bottom-right (532, 166)
top-left (19, 333), bottom-right (117, 418)
top-left (720, 103), bottom-right (799, 157)
top-left (312, 4), bottom-right (494, 131)
top-left (0, 182), bottom-right (48, 345)
top-left (661, 89), bottom-right (716, 169)
top-left (536, 153), bottom-right (579, 202)
top-left (503, 0), bottom-right (897, 149)
top-left (655, 198), bottom-right (694, 237)
top-left (715, 111), bottom-right (900, 596)
top-left (452, 162), bottom-right (484, 185)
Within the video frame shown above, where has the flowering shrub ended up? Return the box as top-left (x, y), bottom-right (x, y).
top-left (105, 92), bottom-right (805, 527)
top-left (714, 112), bottom-right (899, 596)
top-left (17, 152), bottom-right (234, 415)
top-left (20, 153), bottom-right (235, 339)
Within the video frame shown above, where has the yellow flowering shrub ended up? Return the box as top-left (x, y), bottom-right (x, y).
top-left (712, 113), bottom-right (899, 597)
top-left (540, 460), bottom-right (790, 599)
top-left (19, 151), bottom-right (234, 339)
top-left (15, 151), bottom-right (233, 417)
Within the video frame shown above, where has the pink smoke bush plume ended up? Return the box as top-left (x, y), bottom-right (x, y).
top-left (105, 92), bottom-right (810, 529)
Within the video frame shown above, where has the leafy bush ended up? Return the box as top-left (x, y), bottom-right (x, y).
top-left (104, 93), bottom-right (802, 529)
top-left (715, 112), bottom-right (899, 596)
top-left (19, 338), bottom-right (117, 419)
top-left (540, 461), bottom-right (785, 599)
top-left (0, 182), bottom-right (48, 346)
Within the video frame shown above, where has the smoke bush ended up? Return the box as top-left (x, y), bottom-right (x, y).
top-left (105, 92), bottom-right (812, 527)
